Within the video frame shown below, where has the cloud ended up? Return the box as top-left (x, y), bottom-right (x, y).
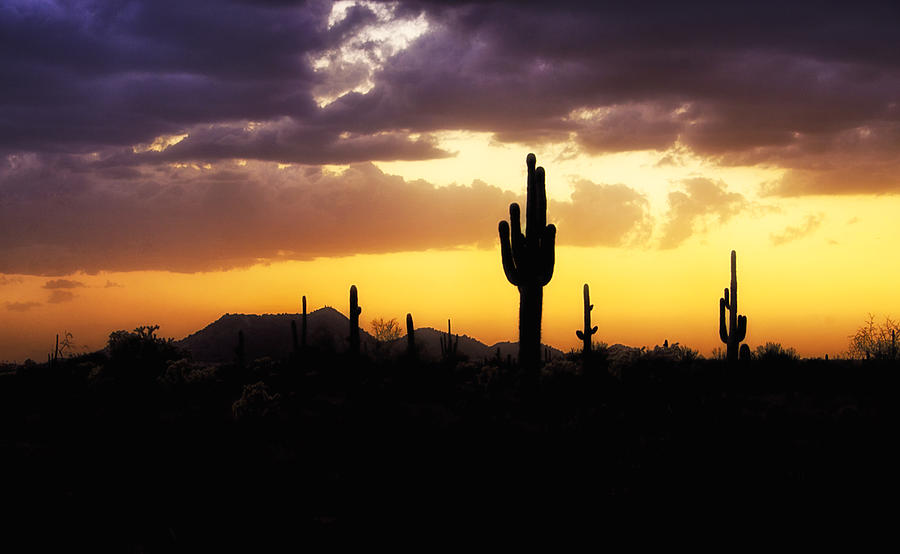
top-left (770, 214), bottom-right (824, 246)
top-left (3, 0), bottom-right (900, 290)
top-left (47, 290), bottom-right (76, 304)
top-left (0, 275), bottom-right (23, 286)
top-left (551, 180), bottom-right (652, 247)
top-left (1, 0), bottom-right (898, 192)
top-left (0, 160), bottom-right (651, 275)
top-left (104, 280), bottom-right (124, 288)
top-left (5, 301), bottom-right (40, 312)
top-left (43, 279), bottom-right (85, 289)
top-left (659, 178), bottom-right (748, 249)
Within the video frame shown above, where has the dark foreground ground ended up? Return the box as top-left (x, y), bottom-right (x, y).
top-left (2, 342), bottom-right (898, 549)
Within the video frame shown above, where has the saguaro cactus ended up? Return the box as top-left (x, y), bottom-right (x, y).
top-left (440, 318), bottom-right (459, 361)
top-left (719, 250), bottom-right (747, 363)
top-left (499, 153), bottom-right (557, 370)
top-left (406, 313), bottom-right (416, 356)
top-left (576, 283), bottom-right (598, 358)
top-left (349, 285), bottom-right (362, 356)
top-left (301, 295), bottom-right (308, 351)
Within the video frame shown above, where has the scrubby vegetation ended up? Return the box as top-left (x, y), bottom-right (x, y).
top-left (3, 323), bottom-right (898, 548)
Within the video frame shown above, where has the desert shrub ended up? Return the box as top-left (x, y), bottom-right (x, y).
top-left (106, 325), bottom-right (187, 384)
top-left (232, 381), bottom-right (282, 421)
top-left (158, 359), bottom-right (219, 387)
top-left (848, 314), bottom-right (900, 360)
top-left (754, 342), bottom-right (799, 362)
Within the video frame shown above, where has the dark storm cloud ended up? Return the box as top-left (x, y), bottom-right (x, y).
top-left (322, 1), bottom-right (900, 192)
top-left (5, 0), bottom-right (898, 171)
top-left (3, 0), bottom-right (900, 275)
top-left (0, 159), bottom-right (651, 275)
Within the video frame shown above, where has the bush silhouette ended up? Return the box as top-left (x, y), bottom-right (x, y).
top-left (849, 314), bottom-right (900, 360)
top-left (107, 325), bottom-right (185, 380)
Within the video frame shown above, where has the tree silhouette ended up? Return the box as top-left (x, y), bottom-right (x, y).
top-left (849, 314), bottom-right (900, 360)
top-left (371, 317), bottom-right (402, 343)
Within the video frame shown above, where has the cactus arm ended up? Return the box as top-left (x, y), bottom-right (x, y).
top-left (510, 203), bottom-right (526, 266)
top-left (576, 330), bottom-right (585, 340)
top-left (719, 297), bottom-right (729, 343)
top-left (736, 314), bottom-right (747, 342)
top-left (533, 165), bottom-right (547, 231)
top-left (591, 325), bottom-right (598, 334)
top-left (538, 224), bottom-right (556, 286)
top-left (499, 221), bottom-right (520, 286)
top-left (526, 154), bottom-right (537, 234)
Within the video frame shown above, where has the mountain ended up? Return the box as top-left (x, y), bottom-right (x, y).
top-left (176, 307), bottom-right (376, 363)
top-left (177, 309), bottom-right (565, 363)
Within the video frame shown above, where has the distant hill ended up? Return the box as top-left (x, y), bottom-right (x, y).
top-left (176, 307), bottom-right (376, 363)
top-left (176, 309), bottom-right (565, 363)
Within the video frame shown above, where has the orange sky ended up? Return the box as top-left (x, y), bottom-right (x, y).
top-left (3, 2), bottom-right (900, 362)
top-left (3, 143), bottom-right (900, 362)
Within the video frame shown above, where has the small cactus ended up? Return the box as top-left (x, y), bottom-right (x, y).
top-left (406, 313), bottom-right (416, 357)
top-left (719, 250), bottom-right (748, 363)
top-left (575, 283), bottom-right (598, 358)
top-left (301, 295), bottom-right (308, 351)
top-left (440, 319), bottom-right (458, 361)
top-left (499, 153), bottom-right (557, 370)
top-left (349, 285), bottom-right (361, 357)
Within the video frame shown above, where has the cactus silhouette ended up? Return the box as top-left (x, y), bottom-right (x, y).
top-left (349, 285), bottom-right (362, 357)
top-left (406, 313), bottom-right (416, 356)
top-left (440, 318), bottom-right (458, 361)
top-left (576, 283), bottom-right (598, 358)
top-left (719, 250), bottom-right (747, 363)
top-left (499, 153), bottom-right (557, 370)
top-left (301, 295), bottom-right (308, 351)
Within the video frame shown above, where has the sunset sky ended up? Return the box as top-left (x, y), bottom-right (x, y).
top-left (3, 0), bottom-right (900, 362)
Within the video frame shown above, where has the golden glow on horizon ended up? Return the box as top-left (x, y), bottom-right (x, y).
top-left (375, 132), bottom-right (785, 217)
top-left (4, 191), bottom-right (900, 363)
top-left (4, 136), bottom-right (900, 363)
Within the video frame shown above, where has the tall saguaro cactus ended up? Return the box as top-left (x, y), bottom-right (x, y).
top-left (301, 295), bottom-right (308, 351)
top-left (719, 250), bottom-right (747, 362)
top-left (440, 318), bottom-right (458, 361)
top-left (406, 313), bottom-right (416, 356)
top-left (349, 285), bottom-right (362, 357)
top-left (576, 283), bottom-right (598, 358)
top-left (499, 153), bottom-right (557, 370)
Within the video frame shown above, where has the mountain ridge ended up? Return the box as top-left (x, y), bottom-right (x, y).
top-left (176, 309), bottom-right (566, 363)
